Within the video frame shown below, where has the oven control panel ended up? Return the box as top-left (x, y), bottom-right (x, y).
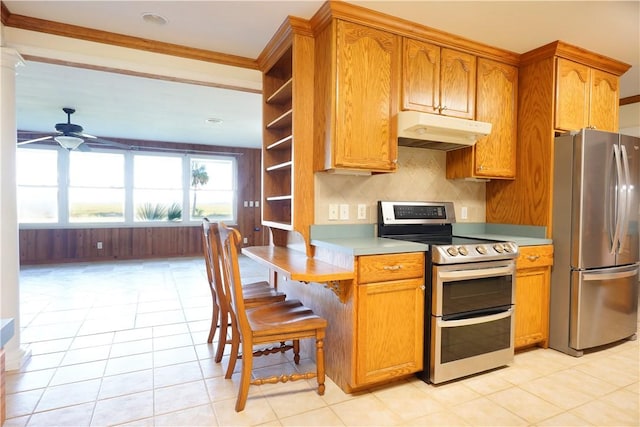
top-left (433, 241), bottom-right (519, 264)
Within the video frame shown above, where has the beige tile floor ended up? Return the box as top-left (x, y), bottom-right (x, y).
top-left (4, 256), bottom-right (639, 426)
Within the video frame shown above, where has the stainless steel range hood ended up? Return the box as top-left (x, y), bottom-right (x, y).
top-left (397, 111), bottom-right (492, 151)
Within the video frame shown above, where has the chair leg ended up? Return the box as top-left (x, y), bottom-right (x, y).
top-left (293, 340), bottom-right (300, 364)
top-left (225, 314), bottom-right (241, 379)
top-left (207, 299), bottom-right (219, 344)
top-left (235, 337), bottom-right (254, 412)
top-left (316, 330), bottom-right (326, 396)
top-left (215, 308), bottom-right (229, 363)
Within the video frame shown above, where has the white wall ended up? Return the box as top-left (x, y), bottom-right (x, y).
top-left (314, 146), bottom-right (486, 225)
top-left (620, 103), bottom-right (640, 137)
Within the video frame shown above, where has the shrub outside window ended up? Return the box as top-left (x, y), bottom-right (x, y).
top-left (134, 155), bottom-right (183, 221)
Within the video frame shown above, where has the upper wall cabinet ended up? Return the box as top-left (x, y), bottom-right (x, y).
top-left (402, 38), bottom-right (476, 119)
top-left (555, 58), bottom-right (620, 132)
top-left (314, 19), bottom-right (400, 173)
top-left (486, 41), bottom-right (630, 230)
top-left (447, 58), bottom-right (518, 180)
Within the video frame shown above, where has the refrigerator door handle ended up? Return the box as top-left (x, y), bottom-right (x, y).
top-left (609, 144), bottom-right (623, 253)
top-left (582, 269), bottom-right (638, 281)
top-left (617, 144), bottom-right (631, 253)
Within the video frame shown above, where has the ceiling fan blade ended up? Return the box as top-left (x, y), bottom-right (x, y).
top-left (84, 135), bottom-right (132, 150)
top-left (17, 135), bottom-right (53, 145)
top-left (76, 142), bottom-right (92, 152)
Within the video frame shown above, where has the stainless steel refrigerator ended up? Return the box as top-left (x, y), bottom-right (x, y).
top-left (550, 129), bottom-right (639, 356)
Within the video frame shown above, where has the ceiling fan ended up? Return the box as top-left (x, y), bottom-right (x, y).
top-left (17, 107), bottom-right (130, 150)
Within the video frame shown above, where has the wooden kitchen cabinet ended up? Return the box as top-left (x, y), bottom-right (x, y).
top-left (355, 252), bottom-right (424, 386)
top-left (515, 245), bottom-right (554, 349)
top-left (402, 38), bottom-right (476, 119)
top-left (486, 41), bottom-right (629, 232)
top-left (446, 58), bottom-right (518, 180)
top-left (555, 57), bottom-right (620, 132)
top-left (314, 19), bottom-right (400, 173)
top-left (258, 18), bottom-right (315, 254)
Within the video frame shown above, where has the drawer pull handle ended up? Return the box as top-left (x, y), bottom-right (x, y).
top-left (383, 265), bottom-right (402, 271)
top-left (526, 255), bottom-right (540, 261)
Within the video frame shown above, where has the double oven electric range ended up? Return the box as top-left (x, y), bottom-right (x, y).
top-left (377, 201), bottom-right (519, 384)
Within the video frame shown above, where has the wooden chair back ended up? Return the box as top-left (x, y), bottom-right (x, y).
top-left (217, 222), bottom-right (250, 341)
top-left (201, 218), bottom-right (220, 343)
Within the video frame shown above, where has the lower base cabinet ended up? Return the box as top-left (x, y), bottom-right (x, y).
top-left (279, 250), bottom-right (425, 392)
top-left (515, 245), bottom-right (554, 349)
top-left (354, 252), bottom-right (425, 387)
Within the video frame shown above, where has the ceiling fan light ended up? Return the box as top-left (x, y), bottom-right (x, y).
top-left (54, 135), bottom-right (84, 150)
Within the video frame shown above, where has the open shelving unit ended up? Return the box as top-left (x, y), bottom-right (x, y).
top-left (258, 17), bottom-right (315, 254)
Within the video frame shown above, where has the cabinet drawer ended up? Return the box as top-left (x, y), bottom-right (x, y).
top-left (516, 245), bottom-right (554, 269)
top-left (358, 252), bottom-right (424, 284)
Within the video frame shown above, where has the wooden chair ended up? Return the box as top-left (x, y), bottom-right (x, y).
top-left (218, 222), bottom-right (328, 412)
top-left (201, 218), bottom-right (286, 364)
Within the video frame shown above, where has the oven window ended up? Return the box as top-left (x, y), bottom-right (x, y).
top-left (442, 275), bottom-right (512, 316)
top-left (440, 315), bottom-right (511, 363)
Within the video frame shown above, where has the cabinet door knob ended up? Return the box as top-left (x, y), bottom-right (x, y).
top-left (383, 265), bottom-right (402, 271)
top-left (526, 255), bottom-right (540, 261)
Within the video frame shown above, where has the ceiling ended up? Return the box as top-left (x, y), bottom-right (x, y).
top-left (5, 1), bottom-right (639, 149)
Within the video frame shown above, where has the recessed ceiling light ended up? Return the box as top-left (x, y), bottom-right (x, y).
top-left (206, 118), bottom-right (223, 125)
top-left (141, 12), bottom-right (168, 26)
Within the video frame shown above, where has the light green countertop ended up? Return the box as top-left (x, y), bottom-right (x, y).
top-left (310, 223), bottom-right (552, 256)
top-left (311, 237), bottom-right (428, 256)
top-left (1, 318), bottom-right (15, 348)
top-left (453, 223), bottom-right (553, 246)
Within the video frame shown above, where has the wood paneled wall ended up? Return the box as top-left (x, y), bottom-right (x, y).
top-left (18, 137), bottom-right (266, 265)
top-left (19, 226), bottom-right (201, 264)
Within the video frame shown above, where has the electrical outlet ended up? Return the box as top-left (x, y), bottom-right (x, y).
top-left (96, 241), bottom-right (103, 249)
top-left (357, 204), bottom-right (367, 220)
top-left (461, 206), bottom-right (468, 220)
top-left (243, 237), bottom-right (248, 244)
top-left (339, 204), bottom-right (349, 220)
top-left (329, 204), bottom-right (338, 220)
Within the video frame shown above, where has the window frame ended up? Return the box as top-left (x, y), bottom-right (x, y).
top-left (17, 145), bottom-right (239, 229)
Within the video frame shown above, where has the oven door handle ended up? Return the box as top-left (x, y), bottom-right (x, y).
top-left (438, 265), bottom-right (514, 281)
top-left (437, 308), bottom-right (513, 328)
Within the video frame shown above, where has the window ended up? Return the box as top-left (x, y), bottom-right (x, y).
top-left (190, 157), bottom-right (235, 221)
top-left (16, 146), bottom-right (238, 227)
top-left (17, 148), bottom-right (59, 223)
top-left (134, 155), bottom-right (183, 221)
top-left (68, 151), bottom-right (125, 222)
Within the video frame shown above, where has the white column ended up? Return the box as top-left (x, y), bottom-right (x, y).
top-left (1, 46), bottom-right (31, 370)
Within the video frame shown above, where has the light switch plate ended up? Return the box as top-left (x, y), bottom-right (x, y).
top-left (357, 204), bottom-right (367, 219)
top-left (329, 204), bottom-right (338, 220)
top-left (339, 204), bottom-right (349, 220)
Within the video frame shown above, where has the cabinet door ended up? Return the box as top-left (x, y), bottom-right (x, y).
top-left (474, 58), bottom-right (518, 178)
top-left (334, 20), bottom-right (399, 171)
top-left (589, 69), bottom-right (619, 132)
top-left (402, 38), bottom-right (440, 113)
top-left (515, 245), bottom-right (553, 349)
top-left (355, 278), bottom-right (424, 386)
top-left (440, 48), bottom-right (476, 119)
top-left (555, 58), bottom-right (590, 131)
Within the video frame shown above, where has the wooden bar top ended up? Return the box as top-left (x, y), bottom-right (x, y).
top-left (242, 246), bottom-right (354, 283)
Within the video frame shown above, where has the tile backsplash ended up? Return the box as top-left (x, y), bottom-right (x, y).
top-left (314, 146), bottom-right (486, 225)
